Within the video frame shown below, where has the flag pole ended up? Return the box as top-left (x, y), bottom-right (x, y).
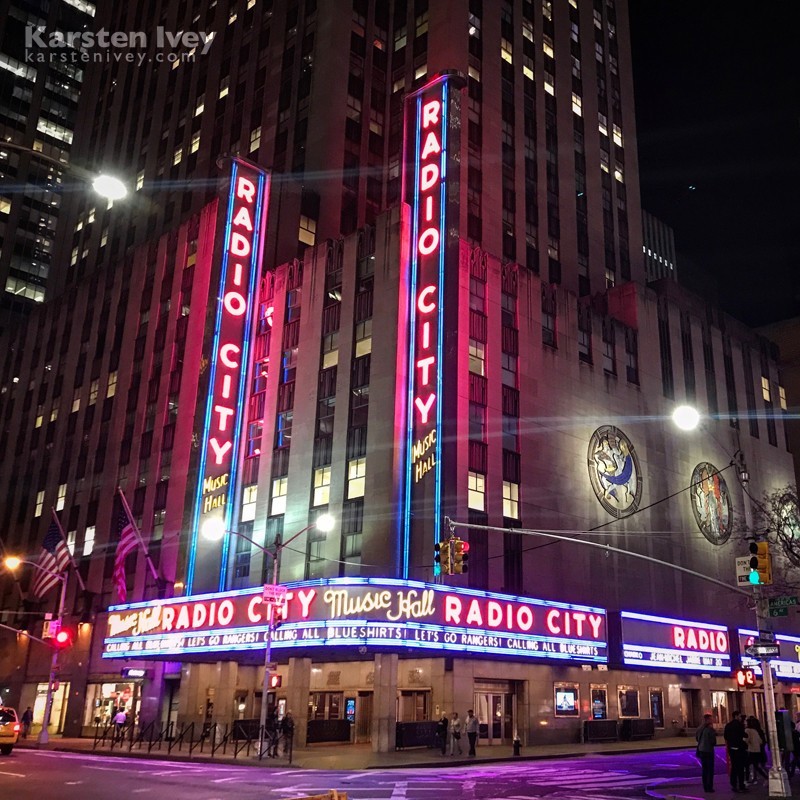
top-left (50, 508), bottom-right (87, 593)
top-left (117, 488), bottom-right (160, 584)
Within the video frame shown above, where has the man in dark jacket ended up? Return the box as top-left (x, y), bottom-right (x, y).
top-left (724, 712), bottom-right (748, 792)
top-left (695, 713), bottom-right (717, 793)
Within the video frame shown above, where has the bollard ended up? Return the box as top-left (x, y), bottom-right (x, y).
top-left (513, 737), bottom-right (521, 756)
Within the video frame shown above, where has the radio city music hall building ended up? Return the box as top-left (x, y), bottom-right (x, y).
top-left (0, 1), bottom-right (798, 749)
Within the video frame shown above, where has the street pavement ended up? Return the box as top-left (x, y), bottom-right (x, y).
top-left (2, 746), bottom-right (795, 799)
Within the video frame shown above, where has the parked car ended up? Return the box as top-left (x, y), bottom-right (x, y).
top-left (0, 707), bottom-right (20, 755)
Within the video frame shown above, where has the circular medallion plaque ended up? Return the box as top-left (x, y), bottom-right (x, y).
top-left (690, 462), bottom-right (732, 545)
top-left (587, 426), bottom-right (643, 518)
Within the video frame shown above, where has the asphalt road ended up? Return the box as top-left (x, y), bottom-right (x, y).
top-left (0, 748), bottom-right (715, 800)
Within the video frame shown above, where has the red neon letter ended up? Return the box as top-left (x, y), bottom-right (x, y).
top-left (297, 589), bottom-right (316, 618)
top-left (416, 356), bottom-right (435, 385)
top-left (420, 163), bottom-right (439, 192)
top-left (220, 344), bottom-right (241, 368)
top-left (209, 437), bottom-right (233, 465)
top-left (230, 232), bottom-right (252, 257)
top-left (221, 374), bottom-right (233, 399)
top-left (546, 609), bottom-right (561, 635)
top-left (232, 205), bottom-right (253, 231)
top-left (444, 595), bottom-right (461, 624)
top-left (417, 285), bottom-right (437, 314)
top-left (422, 322), bottom-right (430, 348)
top-left (422, 99), bottom-right (440, 129)
top-left (224, 291), bottom-right (247, 316)
top-left (418, 228), bottom-right (439, 255)
top-left (673, 627), bottom-right (686, 648)
top-left (247, 596), bottom-right (264, 623)
top-left (236, 176), bottom-right (256, 203)
top-left (213, 404), bottom-right (234, 432)
top-left (421, 131), bottom-right (441, 160)
top-left (414, 393), bottom-right (436, 424)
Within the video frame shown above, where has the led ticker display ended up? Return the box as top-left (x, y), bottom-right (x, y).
top-left (620, 611), bottom-right (731, 673)
top-left (401, 72), bottom-right (463, 578)
top-left (186, 159), bottom-right (270, 593)
top-left (739, 629), bottom-right (800, 682)
top-left (102, 578), bottom-right (608, 664)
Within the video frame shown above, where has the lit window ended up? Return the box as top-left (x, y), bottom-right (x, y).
top-left (503, 481), bottom-right (519, 519)
top-left (369, 108), bottom-right (384, 136)
top-left (612, 124), bottom-right (623, 147)
top-left (614, 165), bottom-right (624, 183)
top-left (572, 93), bottom-right (582, 116)
top-left (56, 483), bottom-right (67, 512)
top-left (468, 13), bottom-right (481, 37)
top-left (543, 35), bottom-right (554, 58)
top-left (71, 389), bottom-right (81, 413)
top-left (779, 386), bottom-right (787, 411)
top-left (468, 64), bottom-right (481, 82)
top-left (392, 77), bottom-right (404, 93)
top-left (523, 58), bottom-right (534, 81)
top-left (299, 215), bottom-right (317, 247)
top-left (544, 79), bottom-right (555, 96)
top-left (249, 126), bottom-right (261, 153)
top-left (469, 339), bottom-right (485, 376)
top-left (468, 471), bottom-right (485, 511)
top-left (321, 332), bottom-right (339, 369)
top-left (228, 11), bottom-right (237, 24)
top-left (598, 113), bottom-right (608, 136)
top-left (190, 132), bottom-right (200, 153)
top-left (313, 466), bottom-right (331, 507)
top-left (501, 38), bottom-right (513, 63)
top-left (347, 457), bottom-right (366, 499)
top-left (415, 11), bottom-right (428, 35)
top-left (0, 197), bottom-right (11, 214)
top-left (194, 96), bottom-right (205, 116)
top-left (355, 320), bottom-right (372, 357)
top-left (34, 404), bottom-right (44, 429)
top-left (70, 247), bottom-right (79, 266)
top-left (414, 64), bottom-right (427, 80)
top-left (106, 370), bottom-right (118, 398)
top-left (271, 477), bottom-right (288, 515)
top-left (218, 76), bottom-right (229, 99)
top-left (762, 376), bottom-right (771, 403)
top-left (83, 525), bottom-right (95, 556)
top-left (49, 407), bottom-right (58, 423)
top-left (34, 490), bottom-right (45, 517)
top-left (394, 26), bottom-right (407, 50)
top-left (66, 530), bottom-right (76, 556)
top-left (593, 8), bottom-right (603, 28)
top-left (522, 19), bottom-right (533, 42)
top-left (136, 170), bottom-right (145, 190)
top-left (173, 147), bottom-right (182, 166)
top-left (241, 485), bottom-right (257, 522)
top-left (89, 379), bottom-right (99, 405)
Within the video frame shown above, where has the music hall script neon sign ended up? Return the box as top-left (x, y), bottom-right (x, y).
top-left (102, 577), bottom-right (608, 664)
top-left (403, 73), bottom-right (459, 577)
top-left (186, 159), bottom-right (270, 593)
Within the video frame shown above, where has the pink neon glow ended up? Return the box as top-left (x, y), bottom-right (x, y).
top-left (230, 232), bottom-right (251, 257)
top-left (417, 285), bottom-right (437, 313)
top-left (672, 626), bottom-right (728, 652)
top-left (418, 228), bottom-right (439, 255)
top-left (236, 176), bottom-right (256, 202)
top-left (416, 356), bottom-right (435, 385)
top-left (414, 394), bottom-right (436, 424)
top-left (213, 404), bottom-right (234, 431)
top-left (420, 163), bottom-right (439, 192)
top-left (232, 205), bottom-right (253, 230)
top-left (223, 291), bottom-right (247, 316)
top-left (421, 99), bottom-right (440, 128)
top-left (421, 131), bottom-right (441, 160)
top-left (209, 437), bottom-right (233, 465)
top-left (220, 343), bottom-right (241, 368)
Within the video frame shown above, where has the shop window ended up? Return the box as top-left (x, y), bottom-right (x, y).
top-left (309, 691), bottom-right (343, 720)
top-left (711, 690), bottom-right (734, 726)
top-left (397, 690), bottom-right (429, 722)
top-left (618, 686), bottom-right (640, 717)
top-left (590, 685), bottom-right (607, 719)
top-left (554, 683), bottom-right (579, 717)
top-left (649, 688), bottom-right (664, 728)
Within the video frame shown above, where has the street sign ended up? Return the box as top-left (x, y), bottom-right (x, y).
top-left (745, 643), bottom-right (781, 658)
top-left (262, 584), bottom-right (288, 604)
top-left (770, 607), bottom-right (789, 618)
top-left (758, 630), bottom-right (776, 643)
top-left (735, 557), bottom-right (753, 585)
top-left (264, 662), bottom-right (277, 671)
top-left (769, 596), bottom-right (798, 608)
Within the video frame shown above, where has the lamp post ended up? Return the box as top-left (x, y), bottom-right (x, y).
top-left (3, 557), bottom-right (68, 745)
top-left (671, 406), bottom-right (791, 797)
top-left (201, 513), bottom-right (335, 754)
top-left (0, 141), bottom-right (128, 201)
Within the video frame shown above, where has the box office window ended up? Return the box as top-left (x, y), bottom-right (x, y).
top-left (590, 685), bottom-right (607, 720)
top-left (554, 683), bottom-right (580, 717)
top-left (618, 686), bottom-right (640, 718)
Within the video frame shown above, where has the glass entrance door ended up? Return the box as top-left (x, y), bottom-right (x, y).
top-left (475, 692), bottom-right (513, 745)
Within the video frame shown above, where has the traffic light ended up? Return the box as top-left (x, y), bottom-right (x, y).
top-left (452, 538), bottom-right (470, 574)
top-left (435, 540), bottom-right (451, 575)
top-left (53, 627), bottom-right (74, 650)
top-left (269, 674), bottom-right (282, 689)
top-left (748, 541), bottom-right (773, 585)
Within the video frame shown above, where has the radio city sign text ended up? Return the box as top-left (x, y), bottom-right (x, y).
top-left (102, 578), bottom-right (608, 663)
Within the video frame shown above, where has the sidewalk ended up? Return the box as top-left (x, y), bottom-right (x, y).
top-left (15, 733), bottom-right (697, 771)
top-left (646, 777), bottom-right (790, 800)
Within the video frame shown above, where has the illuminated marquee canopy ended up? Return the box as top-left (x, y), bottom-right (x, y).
top-left (621, 611), bottom-right (731, 673)
top-left (102, 578), bottom-right (608, 664)
top-left (739, 628), bottom-right (800, 682)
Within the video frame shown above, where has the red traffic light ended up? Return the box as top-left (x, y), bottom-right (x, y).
top-left (461, 541), bottom-right (470, 553)
top-left (53, 628), bottom-right (74, 649)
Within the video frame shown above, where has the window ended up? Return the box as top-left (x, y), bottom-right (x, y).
top-left (355, 320), bottom-right (372, 357)
top-left (469, 402), bottom-right (486, 441)
top-left (136, 170), bottom-right (145, 190)
top-left (590, 686), bottom-right (608, 719)
top-left (89, 379), bottom-right (99, 405)
top-left (34, 404), bottom-right (44, 428)
top-left (241, 485), bottom-right (257, 522)
top-left (347, 457), bottom-right (366, 499)
top-left (271, 477), bottom-right (288, 515)
top-left (469, 277), bottom-right (486, 313)
top-left (56, 483), bottom-right (67, 511)
top-left (66, 530), bottom-right (76, 556)
top-left (83, 525), bottom-right (95, 556)
top-left (468, 471), bottom-right (485, 511)
top-left (190, 132), bottom-right (201, 153)
top-left (107, 370), bottom-right (118, 398)
top-left (468, 339), bottom-right (485, 376)
top-left (779, 385), bottom-right (787, 411)
top-left (761, 376), bottom-right (771, 403)
top-left (711, 691), bottom-right (734, 726)
top-left (554, 683), bottom-right (579, 717)
top-left (313, 466), bottom-right (331, 506)
top-left (49, 407), bottom-right (58, 423)
top-left (503, 481), bottom-right (519, 519)
top-left (34, 490), bottom-right (45, 517)
top-left (276, 411), bottom-right (293, 448)
top-left (173, 147), bottom-right (182, 166)
top-left (571, 93), bottom-right (582, 116)
top-left (618, 687), bottom-right (640, 718)
top-left (542, 289), bottom-right (556, 347)
top-left (501, 352), bottom-right (517, 387)
top-left (501, 38), bottom-right (513, 63)
top-left (321, 332), bottom-right (339, 369)
top-left (502, 414), bottom-right (518, 452)
top-left (602, 321), bottom-right (616, 375)
top-left (249, 126), bottom-right (262, 153)
top-left (299, 215), bottom-right (317, 246)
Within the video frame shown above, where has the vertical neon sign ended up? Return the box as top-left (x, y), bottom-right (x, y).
top-left (186, 159), bottom-right (270, 594)
top-left (402, 73), bottom-right (463, 579)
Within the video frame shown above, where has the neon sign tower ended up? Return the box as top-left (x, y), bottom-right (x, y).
top-left (401, 72), bottom-right (465, 578)
top-left (186, 159), bottom-right (270, 593)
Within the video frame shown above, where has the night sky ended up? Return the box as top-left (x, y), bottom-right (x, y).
top-left (629, 2), bottom-right (800, 328)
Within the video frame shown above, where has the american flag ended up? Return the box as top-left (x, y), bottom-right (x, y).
top-left (112, 503), bottom-right (139, 603)
top-left (31, 514), bottom-right (71, 598)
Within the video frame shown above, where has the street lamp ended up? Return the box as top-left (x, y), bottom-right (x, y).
top-left (672, 406), bottom-right (791, 797)
top-left (0, 141), bottom-right (128, 201)
top-left (200, 514), bottom-right (336, 754)
top-left (3, 556), bottom-right (67, 745)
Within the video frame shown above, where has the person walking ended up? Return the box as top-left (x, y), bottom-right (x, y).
top-left (20, 707), bottom-right (33, 739)
top-left (113, 708), bottom-right (127, 742)
top-left (436, 715), bottom-right (449, 756)
top-left (723, 711), bottom-right (748, 793)
top-left (745, 716), bottom-right (769, 784)
top-left (448, 712), bottom-right (463, 756)
top-left (465, 709), bottom-right (479, 756)
top-left (695, 713), bottom-right (717, 793)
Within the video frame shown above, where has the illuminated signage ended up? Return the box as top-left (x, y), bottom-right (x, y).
top-left (620, 611), bottom-right (731, 673)
top-left (739, 629), bottom-right (800, 682)
top-left (102, 578), bottom-right (607, 664)
top-left (735, 668), bottom-right (756, 687)
top-left (401, 72), bottom-right (463, 577)
top-left (186, 159), bottom-right (270, 593)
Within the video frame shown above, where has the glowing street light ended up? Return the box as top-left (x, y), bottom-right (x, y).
top-left (671, 405), bottom-right (700, 431)
top-left (91, 174), bottom-right (128, 201)
top-left (3, 556), bottom-right (21, 571)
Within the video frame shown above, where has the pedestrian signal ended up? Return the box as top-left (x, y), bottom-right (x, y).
top-left (53, 627), bottom-right (74, 650)
top-left (748, 541), bottom-right (772, 585)
top-left (269, 674), bottom-right (282, 689)
top-left (735, 669), bottom-right (756, 687)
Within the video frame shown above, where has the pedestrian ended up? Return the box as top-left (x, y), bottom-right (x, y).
top-left (436, 715), bottom-right (449, 756)
top-left (266, 708), bottom-right (279, 757)
top-left (723, 711), bottom-right (748, 793)
top-left (745, 716), bottom-right (768, 784)
top-left (280, 710), bottom-right (294, 755)
top-left (695, 713), bottom-right (716, 794)
top-left (20, 706), bottom-right (33, 739)
top-left (465, 709), bottom-right (479, 757)
top-left (113, 708), bottom-right (127, 742)
top-left (448, 711), bottom-right (463, 756)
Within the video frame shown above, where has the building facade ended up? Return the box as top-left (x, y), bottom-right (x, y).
top-left (0, 0), bottom-right (797, 750)
top-left (642, 209), bottom-right (677, 283)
